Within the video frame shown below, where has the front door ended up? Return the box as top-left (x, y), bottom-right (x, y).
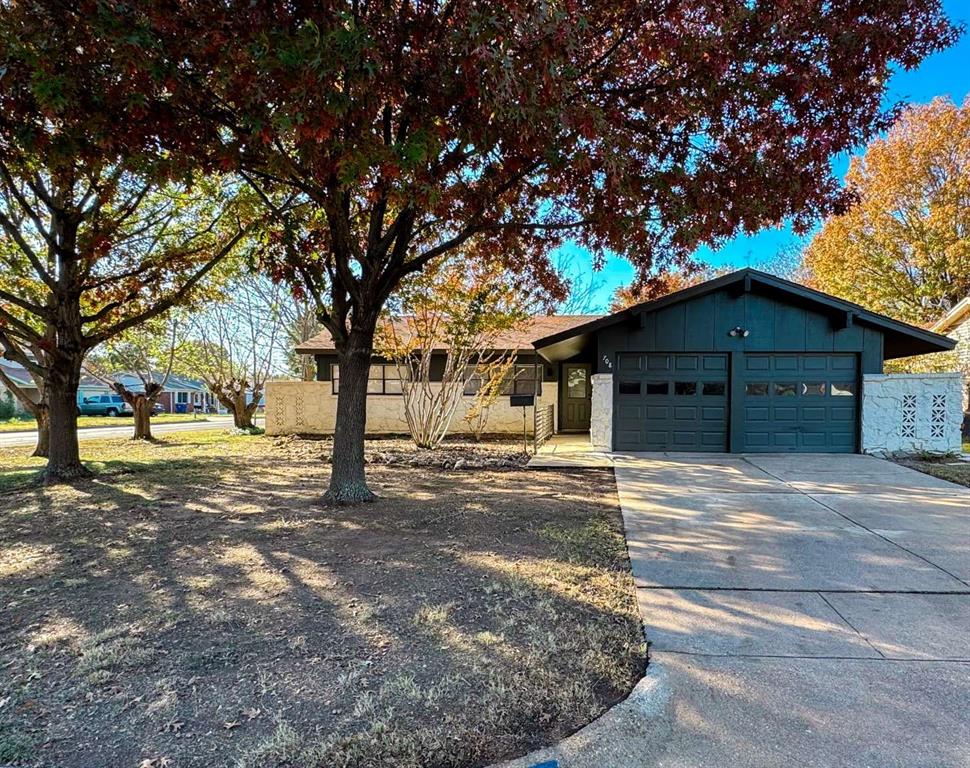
top-left (561, 363), bottom-right (591, 431)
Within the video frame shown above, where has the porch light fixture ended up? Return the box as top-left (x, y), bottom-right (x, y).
top-left (728, 326), bottom-right (750, 338)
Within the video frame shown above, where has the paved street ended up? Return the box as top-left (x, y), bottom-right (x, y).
top-left (616, 453), bottom-right (970, 768)
top-left (0, 416), bottom-right (254, 448)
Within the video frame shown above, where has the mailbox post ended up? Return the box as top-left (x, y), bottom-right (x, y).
top-left (509, 394), bottom-right (535, 454)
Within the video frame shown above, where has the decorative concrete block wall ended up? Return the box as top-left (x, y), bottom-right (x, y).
top-left (265, 380), bottom-right (556, 437)
top-left (861, 373), bottom-right (963, 456)
top-left (590, 373), bottom-right (613, 451)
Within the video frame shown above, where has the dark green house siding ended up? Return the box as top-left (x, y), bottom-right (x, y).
top-left (595, 288), bottom-right (884, 453)
top-left (595, 289), bottom-right (884, 375)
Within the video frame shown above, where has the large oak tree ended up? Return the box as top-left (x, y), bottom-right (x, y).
top-left (5, 0), bottom-right (957, 499)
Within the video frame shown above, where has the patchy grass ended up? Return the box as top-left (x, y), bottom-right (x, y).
top-left (0, 413), bottom-right (214, 433)
top-left (0, 434), bottom-right (644, 768)
top-left (0, 429), bottom-right (259, 492)
top-left (0, 416), bottom-right (35, 432)
top-left (0, 722), bottom-right (34, 764)
top-left (898, 443), bottom-right (970, 488)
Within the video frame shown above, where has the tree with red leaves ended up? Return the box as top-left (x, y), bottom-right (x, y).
top-left (3, 1), bottom-right (957, 499)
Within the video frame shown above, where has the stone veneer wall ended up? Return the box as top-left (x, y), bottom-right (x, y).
top-left (590, 373), bottom-right (613, 451)
top-left (948, 315), bottom-right (970, 412)
top-left (861, 373), bottom-right (963, 456)
top-left (265, 380), bottom-right (557, 436)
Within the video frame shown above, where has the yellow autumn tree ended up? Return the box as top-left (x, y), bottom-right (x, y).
top-left (803, 97), bottom-right (970, 327)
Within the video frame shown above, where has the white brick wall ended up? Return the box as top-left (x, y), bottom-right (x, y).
top-left (590, 373), bottom-right (613, 450)
top-left (265, 380), bottom-right (558, 436)
top-left (861, 373), bottom-right (963, 456)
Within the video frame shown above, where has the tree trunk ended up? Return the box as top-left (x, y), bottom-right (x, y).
top-left (132, 397), bottom-right (153, 440)
top-left (232, 392), bottom-right (255, 430)
top-left (44, 359), bottom-right (90, 483)
top-left (32, 403), bottom-right (50, 458)
top-left (326, 331), bottom-right (376, 504)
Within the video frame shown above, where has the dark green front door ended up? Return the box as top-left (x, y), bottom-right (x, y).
top-left (561, 363), bottom-right (591, 431)
top-left (739, 353), bottom-right (858, 452)
top-left (614, 353), bottom-right (729, 451)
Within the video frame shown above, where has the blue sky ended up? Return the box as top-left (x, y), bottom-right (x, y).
top-left (568, 0), bottom-right (970, 312)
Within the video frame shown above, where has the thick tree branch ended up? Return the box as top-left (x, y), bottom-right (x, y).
top-left (86, 224), bottom-right (253, 346)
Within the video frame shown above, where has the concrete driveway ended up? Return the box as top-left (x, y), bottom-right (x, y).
top-left (616, 453), bottom-right (970, 767)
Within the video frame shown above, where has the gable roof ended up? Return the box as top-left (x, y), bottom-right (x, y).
top-left (78, 372), bottom-right (208, 393)
top-left (295, 314), bottom-right (602, 354)
top-left (533, 268), bottom-right (956, 360)
top-left (0, 359), bottom-right (36, 389)
top-left (931, 297), bottom-right (970, 335)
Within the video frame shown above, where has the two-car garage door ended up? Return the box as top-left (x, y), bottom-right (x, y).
top-left (614, 352), bottom-right (858, 453)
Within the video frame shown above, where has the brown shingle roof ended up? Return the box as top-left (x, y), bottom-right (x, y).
top-left (295, 314), bottom-right (602, 354)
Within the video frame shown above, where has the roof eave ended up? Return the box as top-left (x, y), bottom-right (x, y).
top-left (930, 298), bottom-right (970, 334)
top-left (533, 268), bottom-right (959, 356)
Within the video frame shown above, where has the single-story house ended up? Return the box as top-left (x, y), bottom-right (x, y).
top-left (269, 314), bottom-right (597, 436)
top-left (266, 269), bottom-right (963, 455)
top-left (78, 373), bottom-right (217, 413)
top-left (154, 375), bottom-right (217, 414)
top-left (931, 297), bottom-right (970, 415)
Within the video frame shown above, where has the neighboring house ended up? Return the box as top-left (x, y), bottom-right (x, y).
top-left (0, 359), bottom-right (40, 413)
top-left (267, 269), bottom-right (962, 455)
top-left (931, 297), bottom-right (970, 415)
top-left (77, 376), bottom-right (114, 403)
top-left (154, 374), bottom-right (216, 414)
top-left (78, 373), bottom-right (217, 414)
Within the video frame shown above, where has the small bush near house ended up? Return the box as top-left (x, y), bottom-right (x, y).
top-left (0, 391), bottom-right (16, 422)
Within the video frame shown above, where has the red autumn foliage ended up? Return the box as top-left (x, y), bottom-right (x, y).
top-left (0, 0), bottom-right (958, 497)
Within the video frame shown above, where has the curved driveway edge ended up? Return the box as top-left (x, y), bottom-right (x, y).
top-left (489, 663), bottom-right (672, 768)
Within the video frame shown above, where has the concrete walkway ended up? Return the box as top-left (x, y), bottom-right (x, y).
top-left (617, 453), bottom-right (970, 767)
top-left (529, 433), bottom-right (616, 467)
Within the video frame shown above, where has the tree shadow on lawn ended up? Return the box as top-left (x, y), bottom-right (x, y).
top-left (0, 449), bottom-right (646, 768)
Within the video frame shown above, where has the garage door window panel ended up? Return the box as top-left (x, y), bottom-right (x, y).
top-left (831, 382), bottom-right (856, 397)
top-left (674, 381), bottom-right (697, 396)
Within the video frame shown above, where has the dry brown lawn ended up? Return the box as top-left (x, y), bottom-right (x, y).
top-left (0, 433), bottom-right (644, 768)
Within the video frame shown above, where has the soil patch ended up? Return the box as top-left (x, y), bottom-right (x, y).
top-left (0, 434), bottom-right (644, 768)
